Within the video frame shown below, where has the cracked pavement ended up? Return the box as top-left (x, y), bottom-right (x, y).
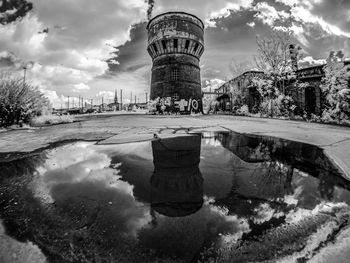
top-left (1, 114), bottom-right (350, 181)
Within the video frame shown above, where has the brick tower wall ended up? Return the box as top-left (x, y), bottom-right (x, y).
top-left (147, 12), bottom-right (204, 101)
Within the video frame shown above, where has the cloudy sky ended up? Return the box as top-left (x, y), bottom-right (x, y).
top-left (0, 0), bottom-right (349, 107)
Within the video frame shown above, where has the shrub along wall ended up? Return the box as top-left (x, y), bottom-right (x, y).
top-left (0, 72), bottom-right (50, 127)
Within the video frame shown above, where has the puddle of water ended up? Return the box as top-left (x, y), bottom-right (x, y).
top-left (0, 132), bottom-right (350, 263)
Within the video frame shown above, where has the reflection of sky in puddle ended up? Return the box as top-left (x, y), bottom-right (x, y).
top-left (4, 132), bottom-right (350, 262)
top-left (29, 139), bottom-right (251, 260)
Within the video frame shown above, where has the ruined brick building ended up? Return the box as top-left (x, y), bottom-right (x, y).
top-left (215, 61), bottom-right (350, 115)
top-left (147, 12), bottom-right (204, 101)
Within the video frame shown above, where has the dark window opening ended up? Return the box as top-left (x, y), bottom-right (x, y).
top-left (193, 43), bottom-right (199, 52)
top-left (185, 40), bottom-right (190, 49)
top-left (152, 43), bottom-right (158, 53)
top-left (172, 68), bottom-right (179, 81)
top-left (174, 39), bottom-right (178, 49)
top-left (172, 93), bottom-right (179, 101)
top-left (162, 40), bottom-right (167, 50)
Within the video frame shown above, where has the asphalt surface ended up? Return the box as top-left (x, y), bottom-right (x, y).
top-left (1, 114), bottom-right (350, 180)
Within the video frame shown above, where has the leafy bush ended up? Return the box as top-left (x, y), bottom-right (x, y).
top-left (0, 72), bottom-right (50, 127)
top-left (202, 95), bottom-right (218, 114)
top-left (259, 95), bottom-right (295, 118)
top-left (30, 115), bottom-right (74, 126)
top-left (320, 52), bottom-right (350, 124)
top-left (253, 76), bottom-right (278, 99)
top-left (237, 105), bottom-right (249, 115)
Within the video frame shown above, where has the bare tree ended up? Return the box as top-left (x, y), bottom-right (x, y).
top-left (251, 29), bottom-right (304, 117)
top-left (254, 29), bottom-right (303, 75)
top-left (229, 59), bottom-right (256, 79)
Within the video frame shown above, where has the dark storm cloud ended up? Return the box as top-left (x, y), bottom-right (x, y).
top-left (307, 0), bottom-right (350, 35)
top-left (0, 56), bottom-right (15, 67)
top-left (202, 7), bottom-right (275, 79)
top-left (0, 51), bottom-right (21, 68)
top-left (301, 23), bottom-right (350, 58)
top-left (107, 0), bottom-right (350, 85)
top-left (108, 9), bottom-right (262, 81)
top-left (108, 22), bottom-right (149, 74)
top-left (0, 0), bottom-right (33, 25)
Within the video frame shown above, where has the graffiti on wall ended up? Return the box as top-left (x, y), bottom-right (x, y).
top-left (149, 97), bottom-right (202, 114)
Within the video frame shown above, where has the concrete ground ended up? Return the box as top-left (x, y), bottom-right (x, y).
top-left (1, 113), bottom-right (350, 262)
top-left (1, 114), bottom-right (350, 180)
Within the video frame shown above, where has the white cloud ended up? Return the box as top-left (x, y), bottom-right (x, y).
top-left (0, 0), bottom-right (148, 101)
top-left (152, 0), bottom-right (254, 28)
top-left (276, 0), bottom-right (350, 38)
top-left (1, 0), bottom-right (349, 101)
top-left (247, 21), bottom-right (255, 28)
top-left (298, 56), bottom-right (326, 68)
top-left (253, 2), bottom-right (290, 27)
top-left (96, 91), bottom-right (114, 100)
top-left (40, 89), bottom-right (67, 109)
top-left (206, 0), bottom-right (254, 25)
top-left (203, 78), bottom-right (226, 92)
top-left (73, 83), bottom-right (90, 92)
top-left (40, 89), bottom-right (88, 109)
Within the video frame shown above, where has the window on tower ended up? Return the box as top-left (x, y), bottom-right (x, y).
top-left (162, 40), bottom-right (167, 50)
top-left (172, 93), bottom-right (179, 101)
top-left (172, 68), bottom-right (179, 81)
top-left (193, 43), bottom-right (199, 52)
top-left (174, 39), bottom-right (178, 49)
top-left (152, 43), bottom-right (158, 53)
top-left (185, 40), bottom-right (190, 49)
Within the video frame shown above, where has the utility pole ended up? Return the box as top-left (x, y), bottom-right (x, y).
top-left (145, 92), bottom-right (148, 103)
top-left (81, 97), bottom-right (84, 111)
top-left (90, 99), bottom-right (93, 110)
top-left (78, 96), bottom-right (80, 108)
top-left (68, 96), bottom-right (70, 111)
top-left (120, 89), bottom-right (123, 110)
top-left (134, 95), bottom-right (136, 104)
top-left (23, 66), bottom-right (27, 90)
top-left (102, 97), bottom-right (104, 111)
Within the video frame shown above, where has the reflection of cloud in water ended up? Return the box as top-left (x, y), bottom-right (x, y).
top-left (285, 202), bottom-right (348, 225)
top-left (0, 220), bottom-right (47, 263)
top-left (283, 185), bottom-right (303, 207)
top-left (95, 141), bottom-right (153, 160)
top-left (30, 142), bottom-right (151, 238)
top-left (138, 197), bottom-right (250, 261)
top-left (252, 203), bottom-right (284, 225)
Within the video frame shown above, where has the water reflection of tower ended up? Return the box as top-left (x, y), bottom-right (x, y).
top-left (150, 135), bottom-right (203, 217)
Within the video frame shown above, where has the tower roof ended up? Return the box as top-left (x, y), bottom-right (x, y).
top-left (147, 11), bottom-right (204, 30)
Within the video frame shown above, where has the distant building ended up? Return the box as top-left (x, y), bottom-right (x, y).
top-left (215, 70), bottom-right (264, 112)
top-left (107, 90), bottom-right (121, 111)
top-left (215, 61), bottom-right (350, 115)
top-left (291, 60), bottom-right (350, 115)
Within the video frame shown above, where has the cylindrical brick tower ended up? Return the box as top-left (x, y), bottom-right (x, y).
top-left (147, 12), bottom-right (204, 101)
